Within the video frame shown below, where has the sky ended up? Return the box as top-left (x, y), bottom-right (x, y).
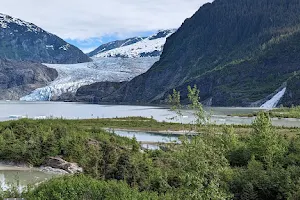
top-left (1, 0), bottom-right (211, 53)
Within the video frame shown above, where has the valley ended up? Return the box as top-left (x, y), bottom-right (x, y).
top-left (1, 0), bottom-right (300, 199)
top-left (7, 29), bottom-right (174, 102)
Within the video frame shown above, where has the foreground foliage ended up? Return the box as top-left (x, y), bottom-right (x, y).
top-left (1, 114), bottom-right (300, 199)
top-left (23, 175), bottom-right (162, 200)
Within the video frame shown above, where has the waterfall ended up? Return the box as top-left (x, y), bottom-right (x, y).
top-left (260, 87), bottom-right (286, 109)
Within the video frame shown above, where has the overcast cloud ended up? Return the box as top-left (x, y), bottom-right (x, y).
top-left (1, 0), bottom-right (211, 51)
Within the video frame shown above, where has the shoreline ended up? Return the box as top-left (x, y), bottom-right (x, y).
top-left (0, 161), bottom-right (68, 175)
top-left (0, 161), bottom-right (33, 171)
top-left (105, 128), bottom-right (197, 135)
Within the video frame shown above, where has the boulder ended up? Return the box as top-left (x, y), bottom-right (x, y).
top-left (45, 156), bottom-right (83, 174)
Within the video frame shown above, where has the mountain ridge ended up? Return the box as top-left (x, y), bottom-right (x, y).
top-left (87, 37), bottom-right (145, 57)
top-left (97, 0), bottom-right (300, 107)
top-left (89, 29), bottom-right (176, 58)
top-left (0, 13), bottom-right (90, 64)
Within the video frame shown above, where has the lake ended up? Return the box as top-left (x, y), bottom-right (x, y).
top-left (0, 101), bottom-right (299, 127)
top-left (109, 129), bottom-right (181, 143)
top-left (0, 167), bottom-right (57, 191)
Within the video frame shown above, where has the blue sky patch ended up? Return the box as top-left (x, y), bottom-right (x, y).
top-left (66, 31), bottom-right (156, 53)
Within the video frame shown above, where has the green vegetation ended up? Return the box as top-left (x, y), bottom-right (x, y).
top-left (231, 106), bottom-right (300, 119)
top-left (283, 73), bottom-right (300, 107)
top-left (0, 119), bottom-right (134, 167)
top-left (275, 106), bottom-right (300, 119)
top-left (1, 113), bottom-right (300, 199)
top-left (1, 87), bottom-right (300, 199)
top-left (0, 113), bottom-right (300, 199)
top-left (23, 175), bottom-right (163, 200)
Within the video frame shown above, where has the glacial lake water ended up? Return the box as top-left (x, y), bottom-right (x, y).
top-left (0, 168), bottom-right (57, 191)
top-left (109, 130), bottom-right (181, 143)
top-left (0, 101), bottom-right (299, 127)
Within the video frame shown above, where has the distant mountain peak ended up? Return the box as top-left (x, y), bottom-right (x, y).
top-left (87, 37), bottom-right (146, 57)
top-left (0, 13), bottom-right (90, 64)
top-left (148, 29), bottom-right (177, 40)
top-left (88, 29), bottom-right (176, 58)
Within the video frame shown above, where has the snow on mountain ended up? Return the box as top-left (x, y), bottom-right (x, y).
top-left (0, 13), bottom-right (43, 33)
top-left (87, 37), bottom-right (145, 57)
top-left (0, 13), bottom-right (90, 64)
top-left (20, 57), bottom-right (159, 101)
top-left (93, 29), bottom-right (176, 58)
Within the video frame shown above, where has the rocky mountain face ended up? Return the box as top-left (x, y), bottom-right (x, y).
top-left (99, 0), bottom-right (300, 107)
top-left (75, 81), bottom-right (126, 103)
top-left (0, 59), bottom-right (58, 100)
top-left (0, 13), bottom-right (90, 64)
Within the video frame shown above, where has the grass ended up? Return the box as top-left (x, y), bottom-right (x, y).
top-left (230, 106), bottom-right (300, 119)
top-left (27, 117), bottom-right (300, 138)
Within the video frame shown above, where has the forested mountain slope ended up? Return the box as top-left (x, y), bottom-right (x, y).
top-left (102, 0), bottom-right (300, 107)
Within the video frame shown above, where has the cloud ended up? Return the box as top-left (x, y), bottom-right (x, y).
top-left (1, 0), bottom-right (211, 40)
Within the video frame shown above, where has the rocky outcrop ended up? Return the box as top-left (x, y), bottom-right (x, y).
top-left (0, 59), bottom-right (58, 100)
top-left (75, 81), bottom-right (126, 103)
top-left (45, 156), bottom-right (83, 174)
top-left (0, 13), bottom-right (90, 64)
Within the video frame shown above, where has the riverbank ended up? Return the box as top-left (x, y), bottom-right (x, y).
top-left (0, 162), bottom-right (32, 171)
top-left (0, 161), bottom-right (68, 175)
top-left (229, 106), bottom-right (300, 119)
top-left (104, 128), bottom-right (197, 135)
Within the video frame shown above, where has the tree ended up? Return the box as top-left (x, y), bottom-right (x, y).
top-left (168, 89), bottom-right (183, 123)
top-left (131, 136), bottom-right (140, 153)
top-left (170, 133), bottom-right (233, 199)
top-left (249, 112), bottom-right (287, 166)
top-left (187, 85), bottom-right (208, 128)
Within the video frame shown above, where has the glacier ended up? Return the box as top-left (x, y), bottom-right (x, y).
top-left (20, 29), bottom-right (176, 101)
top-left (260, 87), bottom-right (287, 109)
top-left (20, 57), bottom-right (159, 101)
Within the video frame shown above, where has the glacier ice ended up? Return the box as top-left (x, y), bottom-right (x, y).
top-left (20, 57), bottom-right (159, 101)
